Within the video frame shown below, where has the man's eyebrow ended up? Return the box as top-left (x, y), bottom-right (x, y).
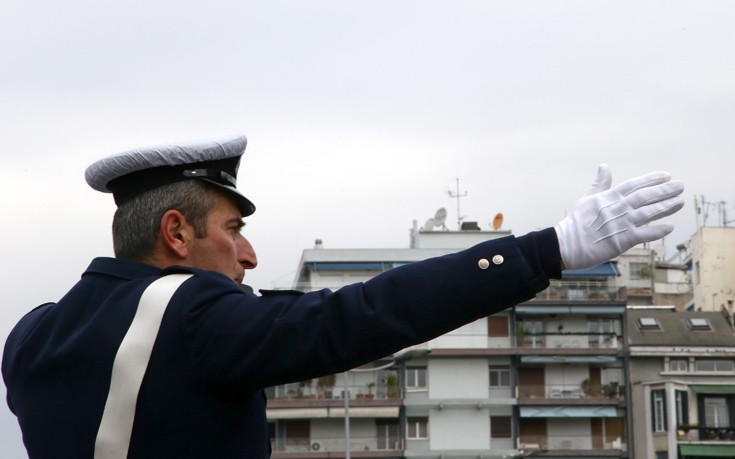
top-left (227, 217), bottom-right (246, 229)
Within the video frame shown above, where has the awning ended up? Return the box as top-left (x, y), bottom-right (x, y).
top-left (680, 444), bottom-right (735, 457)
top-left (562, 261), bottom-right (620, 279)
top-left (690, 385), bottom-right (735, 394)
top-left (520, 406), bottom-right (618, 418)
top-left (521, 356), bottom-right (618, 364)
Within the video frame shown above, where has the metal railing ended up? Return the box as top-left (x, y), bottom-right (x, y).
top-left (533, 280), bottom-right (625, 302)
top-left (267, 383), bottom-right (402, 401)
top-left (519, 434), bottom-right (625, 451)
top-left (517, 382), bottom-right (623, 400)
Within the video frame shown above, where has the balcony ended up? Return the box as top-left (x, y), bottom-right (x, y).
top-left (518, 382), bottom-right (623, 403)
top-left (678, 426), bottom-right (735, 441)
top-left (267, 382), bottom-right (402, 404)
top-left (271, 435), bottom-right (403, 458)
top-left (532, 280), bottom-right (625, 303)
top-left (516, 332), bottom-right (620, 351)
top-left (519, 433), bottom-right (625, 453)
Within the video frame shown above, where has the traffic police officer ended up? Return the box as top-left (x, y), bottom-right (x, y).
top-left (3, 135), bottom-right (685, 458)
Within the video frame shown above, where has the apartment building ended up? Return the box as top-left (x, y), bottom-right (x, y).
top-left (627, 308), bottom-right (735, 459)
top-left (264, 217), bottom-right (638, 458)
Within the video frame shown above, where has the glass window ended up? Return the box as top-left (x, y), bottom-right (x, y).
top-left (687, 318), bottom-right (712, 331)
top-left (489, 367), bottom-right (511, 387)
top-left (637, 317), bottom-right (662, 331)
top-left (630, 262), bottom-right (650, 280)
top-left (704, 397), bottom-right (730, 428)
top-left (490, 416), bottom-right (512, 438)
top-left (652, 389), bottom-right (667, 432)
top-left (406, 367), bottom-right (427, 389)
top-left (696, 360), bottom-right (735, 372)
top-left (407, 418), bottom-right (428, 439)
top-left (670, 359), bottom-right (688, 372)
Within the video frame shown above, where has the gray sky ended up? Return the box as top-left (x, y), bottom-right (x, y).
top-left (2, 0), bottom-right (734, 455)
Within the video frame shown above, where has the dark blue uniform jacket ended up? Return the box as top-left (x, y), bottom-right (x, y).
top-left (3, 229), bottom-right (560, 458)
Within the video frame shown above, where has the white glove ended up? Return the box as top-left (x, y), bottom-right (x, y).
top-left (554, 164), bottom-right (684, 271)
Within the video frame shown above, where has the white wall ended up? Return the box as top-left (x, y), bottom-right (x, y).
top-left (429, 358), bottom-right (487, 399)
top-left (430, 407), bottom-right (490, 450)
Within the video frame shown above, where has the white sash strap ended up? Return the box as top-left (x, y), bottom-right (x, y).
top-left (94, 274), bottom-right (193, 459)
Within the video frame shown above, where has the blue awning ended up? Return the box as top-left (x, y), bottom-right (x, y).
top-left (562, 261), bottom-right (620, 279)
top-left (520, 406), bottom-right (618, 418)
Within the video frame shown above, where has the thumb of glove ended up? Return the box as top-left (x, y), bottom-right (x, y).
top-left (585, 164), bottom-right (612, 196)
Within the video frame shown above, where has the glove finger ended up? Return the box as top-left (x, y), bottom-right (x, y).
top-left (585, 164), bottom-right (612, 196)
top-left (625, 180), bottom-right (685, 209)
top-left (630, 196), bottom-right (685, 226)
top-left (630, 223), bottom-right (676, 244)
top-left (612, 171), bottom-right (672, 197)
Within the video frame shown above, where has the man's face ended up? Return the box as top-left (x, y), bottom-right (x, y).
top-left (187, 191), bottom-right (258, 284)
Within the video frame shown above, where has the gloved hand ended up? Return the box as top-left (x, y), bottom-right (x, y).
top-left (554, 164), bottom-right (684, 271)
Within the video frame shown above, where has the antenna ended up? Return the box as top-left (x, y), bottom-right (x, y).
top-left (447, 178), bottom-right (467, 229)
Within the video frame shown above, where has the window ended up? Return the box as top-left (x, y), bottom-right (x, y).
top-left (489, 367), bottom-right (511, 387)
top-left (518, 319), bottom-right (544, 348)
top-left (588, 319), bottom-right (617, 347)
top-left (704, 397), bottom-right (730, 428)
top-left (406, 418), bottom-right (428, 439)
top-left (687, 317), bottom-right (712, 331)
top-left (652, 389), bottom-right (667, 432)
top-left (695, 360), bottom-right (735, 373)
top-left (376, 420), bottom-right (400, 450)
top-left (405, 367), bottom-right (427, 390)
top-left (637, 317), bottom-right (662, 331)
top-left (670, 359), bottom-right (688, 372)
top-left (490, 416), bottom-right (512, 438)
top-left (488, 315), bottom-right (509, 337)
top-left (630, 262), bottom-right (650, 280)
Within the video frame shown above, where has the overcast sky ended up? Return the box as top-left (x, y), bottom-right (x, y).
top-left (2, 0), bottom-right (735, 455)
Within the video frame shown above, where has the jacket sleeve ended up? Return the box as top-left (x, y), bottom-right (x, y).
top-left (174, 228), bottom-right (560, 390)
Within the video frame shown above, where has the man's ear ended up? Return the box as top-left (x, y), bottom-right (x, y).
top-left (159, 209), bottom-right (193, 259)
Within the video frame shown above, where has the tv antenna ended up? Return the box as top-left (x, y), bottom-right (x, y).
top-left (448, 178), bottom-right (467, 229)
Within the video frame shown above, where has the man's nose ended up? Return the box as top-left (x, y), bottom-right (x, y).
top-left (239, 237), bottom-right (258, 269)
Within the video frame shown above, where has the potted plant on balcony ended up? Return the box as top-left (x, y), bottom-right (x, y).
top-left (516, 326), bottom-right (530, 347)
top-left (581, 378), bottom-right (602, 397)
top-left (384, 374), bottom-right (399, 398)
top-left (677, 424), bottom-right (700, 440)
top-left (602, 381), bottom-right (619, 398)
top-left (366, 382), bottom-right (375, 399)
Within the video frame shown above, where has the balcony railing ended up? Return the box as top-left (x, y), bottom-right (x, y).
top-left (517, 333), bottom-right (620, 350)
top-left (519, 433), bottom-right (625, 451)
top-left (680, 427), bottom-right (735, 441)
top-left (533, 280), bottom-right (625, 302)
top-left (518, 382), bottom-right (623, 400)
top-left (267, 383), bottom-right (402, 401)
top-left (271, 435), bottom-right (403, 454)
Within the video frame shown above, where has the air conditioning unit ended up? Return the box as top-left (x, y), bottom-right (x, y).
top-left (311, 441), bottom-right (323, 452)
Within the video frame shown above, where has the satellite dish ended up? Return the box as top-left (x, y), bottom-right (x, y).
top-left (434, 208), bottom-right (447, 228)
top-left (491, 212), bottom-right (504, 230)
top-left (423, 218), bottom-right (436, 231)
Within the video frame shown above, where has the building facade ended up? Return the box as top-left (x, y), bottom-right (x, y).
top-left (627, 308), bottom-right (735, 459)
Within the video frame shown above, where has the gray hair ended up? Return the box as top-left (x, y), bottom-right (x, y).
top-left (112, 180), bottom-right (215, 261)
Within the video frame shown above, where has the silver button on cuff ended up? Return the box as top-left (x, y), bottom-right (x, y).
top-left (492, 255), bottom-right (504, 265)
top-left (478, 258), bottom-right (490, 270)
